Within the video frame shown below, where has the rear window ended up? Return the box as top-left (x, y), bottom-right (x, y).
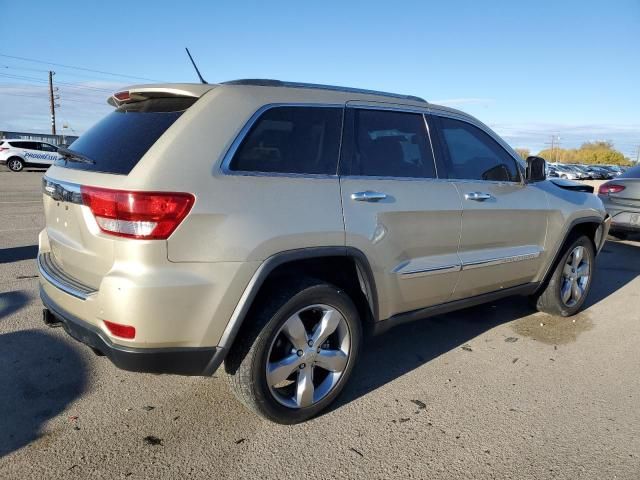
top-left (55, 97), bottom-right (196, 174)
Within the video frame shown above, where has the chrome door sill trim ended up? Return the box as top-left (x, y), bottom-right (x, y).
top-left (461, 251), bottom-right (541, 270)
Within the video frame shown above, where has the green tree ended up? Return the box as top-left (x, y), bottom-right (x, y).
top-left (536, 141), bottom-right (631, 166)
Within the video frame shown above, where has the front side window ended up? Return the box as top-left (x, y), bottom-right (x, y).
top-left (341, 108), bottom-right (436, 178)
top-left (436, 117), bottom-right (520, 182)
top-left (229, 106), bottom-right (342, 175)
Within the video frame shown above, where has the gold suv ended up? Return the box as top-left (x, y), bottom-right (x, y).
top-left (38, 80), bottom-right (610, 423)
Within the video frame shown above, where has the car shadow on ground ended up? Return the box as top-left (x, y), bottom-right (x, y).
top-left (0, 329), bottom-right (87, 458)
top-left (0, 245), bottom-right (39, 264)
top-left (332, 238), bottom-right (640, 412)
top-left (0, 291), bottom-right (33, 321)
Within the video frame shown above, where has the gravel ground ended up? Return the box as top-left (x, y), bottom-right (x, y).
top-left (0, 171), bottom-right (639, 479)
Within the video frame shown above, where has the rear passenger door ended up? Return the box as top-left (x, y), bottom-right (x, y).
top-left (429, 114), bottom-right (548, 299)
top-left (339, 105), bottom-right (462, 320)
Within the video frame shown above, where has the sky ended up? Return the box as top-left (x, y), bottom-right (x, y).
top-left (1, 0), bottom-right (638, 158)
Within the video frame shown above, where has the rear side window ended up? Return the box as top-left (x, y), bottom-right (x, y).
top-left (56, 97), bottom-right (196, 175)
top-left (229, 106), bottom-right (342, 175)
top-left (10, 141), bottom-right (36, 149)
top-left (340, 108), bottom-right (436, 178)
top-left (435, 116), bottom-right (520, 182)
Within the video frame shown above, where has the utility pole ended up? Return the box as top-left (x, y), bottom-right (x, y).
top-left (48, 71), bottom-right (56, 135)
top-left (544, 135), bottom-right (561, 163)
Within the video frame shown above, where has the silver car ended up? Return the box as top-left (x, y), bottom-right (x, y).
top-left (598, 165), bottom-right (640, 238)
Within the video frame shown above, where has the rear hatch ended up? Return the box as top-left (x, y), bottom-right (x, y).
top-left (42, 86), bottom-right (209, 289)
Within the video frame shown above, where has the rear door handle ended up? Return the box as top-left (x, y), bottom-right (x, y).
top-left (351, 191), bottom-right (388, 202)
top-left (464, 192), bottom-right (493, 201)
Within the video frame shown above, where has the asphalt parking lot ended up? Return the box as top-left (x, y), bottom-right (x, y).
top-left (1, 170), bottom-right (639, 479)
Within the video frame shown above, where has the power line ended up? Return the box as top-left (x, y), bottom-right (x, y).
top-left (0, 72), bottom-right (115, 92)
top-left (0, 53), bottom-right (163, 82)
top-left (0, 91), bottom-right (106, 106)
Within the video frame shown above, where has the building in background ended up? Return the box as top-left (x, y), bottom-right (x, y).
top-left (0, 131), bottom-right (79, 146)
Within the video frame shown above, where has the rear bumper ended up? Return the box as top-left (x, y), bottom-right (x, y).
top-left (40, 286), bottom-right (224, 376)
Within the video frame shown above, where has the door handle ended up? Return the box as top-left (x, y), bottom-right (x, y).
top-left (464, 192), bottom-right (493, 201)
top-left (351, 191), bottom-right (388, 202)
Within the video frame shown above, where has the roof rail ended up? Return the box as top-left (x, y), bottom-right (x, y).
top-left (221, 79), bottom-right (427, 103)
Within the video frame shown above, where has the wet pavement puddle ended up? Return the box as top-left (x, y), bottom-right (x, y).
top-left (512, 312), bottom-right (593, 345)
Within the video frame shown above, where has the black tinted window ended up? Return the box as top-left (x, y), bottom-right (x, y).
top-left (41, 143), bottom-right (57, 152)
top-left (56, 97), bottom-right (196, 175)
top-left (341, 109), bottom-right (436, 178)
top-left (230, 107), bottom-right (342, 175)
top-left (11, 141), bottom-right (37, 149)
top-left (436, 117), bottom-right (520, 182)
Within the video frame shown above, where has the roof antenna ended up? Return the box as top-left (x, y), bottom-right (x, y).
top-left (185, 47), bottom-right (208, 84)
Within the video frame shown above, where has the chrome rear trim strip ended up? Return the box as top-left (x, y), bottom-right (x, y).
top-left (42, 176), bottom-right (83, 204)
top-left (38, 253), bottom-right (97, 300)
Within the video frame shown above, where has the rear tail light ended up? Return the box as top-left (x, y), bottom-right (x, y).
top-left (103, 320), bottom-right (136, 339)
top-left (0, 147), bottom-right (8, 152)
top-left (80, 186), bottom-right (195, 240)
top-left (598, 183), bottom-right (625, 195)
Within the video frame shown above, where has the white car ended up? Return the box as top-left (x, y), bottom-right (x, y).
top-left (0, 139), bottom-right (61, 172)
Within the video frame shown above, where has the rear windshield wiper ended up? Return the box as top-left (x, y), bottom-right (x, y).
top-left (58, 147), bottom-right (96, 165)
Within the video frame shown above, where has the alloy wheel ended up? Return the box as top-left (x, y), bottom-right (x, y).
top-left (560, 245), bottom-right (590, 307)
top-left (8, 159), bottom-right (23, 171)
top-left (266, 304), bottom-right (351, 409)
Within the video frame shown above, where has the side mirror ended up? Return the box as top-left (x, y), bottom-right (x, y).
top-left (525, 156), bottom-right (546, 182)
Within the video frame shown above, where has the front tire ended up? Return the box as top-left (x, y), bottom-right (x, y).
top-left (533, 235), bottom-right (595, 316)
top-left (7, 157), bottom-right (24, 172)
top-left (225, 279), bottom-right (362, 424)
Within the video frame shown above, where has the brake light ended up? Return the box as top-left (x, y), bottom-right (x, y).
top-left (80, 186), bottom-right (195, 239)
top-left (598, 183), bottom-right (625, 195)
top-left (113, 91), bottom-right (130, 102)
top-left (0, 147), bottom-right (8, 152)
top-left (103, 320), bottom-right (136, 339)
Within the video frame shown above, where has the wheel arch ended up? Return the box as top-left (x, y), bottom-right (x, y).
top-left (206, 247), bottom-right (378, 374)
top-left (537, 215), bottom-right (604, 291)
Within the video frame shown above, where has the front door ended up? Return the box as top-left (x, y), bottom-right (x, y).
top-left (429, 114), bottom-right (548, 299)
top-left (339, 106), bottom-right (463, 320)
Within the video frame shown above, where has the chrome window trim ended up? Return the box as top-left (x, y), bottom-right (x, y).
top-left (427, 109), bottom-right (526, 183)
top-left (345, 102), bottom-right (429, 115)
top-left (219, 103), bottom-right (344, 178)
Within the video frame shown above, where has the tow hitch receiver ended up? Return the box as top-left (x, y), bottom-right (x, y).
top-left (43, 308), bottom-right (62, 328)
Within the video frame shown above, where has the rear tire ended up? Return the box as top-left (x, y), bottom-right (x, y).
top-left (532, 235), bottom-right (595, 316)
top-left (7, 157), bottom-right (24, 172)
top-left (225, 278), bottom-right (362, 424)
